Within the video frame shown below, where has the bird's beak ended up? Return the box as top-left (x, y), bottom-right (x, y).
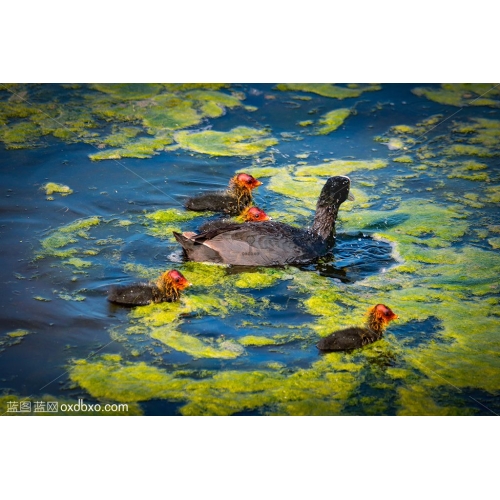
top-left (348, 192), bottom-right (355, 201)
top-left (254, 180), bottom-right (263, 187)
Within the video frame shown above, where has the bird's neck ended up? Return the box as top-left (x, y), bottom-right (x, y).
top-left (311, 203), bottom-right (340, 242)
top-left (366, 315), bottom-right (386, 337)
top-left (228, 182), bottom-right (252, 211)
top-left (156, 278), bottom-right (180, 302)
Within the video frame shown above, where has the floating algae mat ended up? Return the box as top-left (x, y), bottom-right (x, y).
top-left (0, 83), bottom-right (499, 416)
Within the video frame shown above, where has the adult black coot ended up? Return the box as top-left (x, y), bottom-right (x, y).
top-left (174, 175), bottom-right (351, 266)
top-left (316, 304), bottom-right (398, 351)
top-left (184, 173), bottom-right (262, 215)
top-left (107, 270), bottom-right (191, 306)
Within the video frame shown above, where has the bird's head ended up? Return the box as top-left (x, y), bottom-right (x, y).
top-left (233, 173), bottom-right (263, 191)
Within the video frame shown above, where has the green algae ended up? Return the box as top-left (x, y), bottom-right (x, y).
top-left (144, 208), bottom-right (204, 240)
top-left (393, 155), bottom-right (413, 163)
top-left (234, 269), bottom-right (282, 289)
top-left (412, 84), bottom-right (500, 108)
top-left (43, 182), bottom-right (73, 196)
top-left (488, 237), bottom-right (500, 249)
top-left (68, 353), bottom-right (363, 416)
top-left (391, 125), bottom-right (415, 134)
top-left (298, 120), bottom-right (313, 127)
top-left (267, 171), bottom-right (323, 209)
top-left (0, 329), bottom-right (32, 351)
top-left (295, 159), bottom-right (387, 178)
top-left (444, 144), bottom-right (494, 157)
top-left (90, 84), bottom-right (163, 100)
top-left (314, 108), bottom-right (350, 135)
top-left (276, 83), bottom-right (381, 99)
top-left (38, 216), bottom-right (101, 259)
top-left (174, 126), bottom-right (278, 156)
top-left (90, 135), bottom-right (173, 160)
top-left (183, 90), bottom-right (242, 110)
top-left (123, 262), bottom-right (163, 281)
top-left (0, 84), bottom-right (251, 159)
top-left (484, 185), bottom-right (500, 203)
top-left (239, 335), bottom-right (279, 346)
top-left (70, 358), bottom-right (182, 403)
top-left (34, 296), bottom-right (51, 302)
top-left (64, 257), bottom-right (92, 269)
top-left (98, 126), bottom-right (141, 147)
top-left (1, 121), bottom-right (42, 148)
top-left (151, 329), bottom-right (244, 359)
top-left (6, 329), bottom-right (30, 338)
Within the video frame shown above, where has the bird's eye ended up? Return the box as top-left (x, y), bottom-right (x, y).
top-left (254, 214), bottom-right (259, 218)
top-left (175, 278), bottom-right (180, 282)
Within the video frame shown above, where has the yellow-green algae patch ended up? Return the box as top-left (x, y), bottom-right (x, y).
top-left (488, 237), bottom-right (500, 249)
top-left (6, 329), bottom-right (30, 338)
top-left (90, 84), bottom-right (164, 100)
top-left (314, 108), bottom-right (350, 135)
top-left (444, 144), bottom-right (495, 158)
top-left (1, 84), bottom-right (251, 159)
top-left (68, 353), bottom-right (364, 415)
top-left (151, 329), bottom-right (244, 359)
top-left (393, 155), bottom-right (413, 163)
top-left (276, 83), bottom-right (381, 99)
top-left (90, 135), bottom-right (173, 160)
top-left (144, 208), bottom-right (204, 240)
top-left (234, 269), bottom-right (282, 289)
top-left (64, 257), bottom-right (92, 269)
top-left (412, 84), bottom-right (500, 108)
top-left (38, 216), bottom-right (101, 259)
top-left (239, 335), bottom-right (281, 346)
top-left (42, 182), bottom-right (73, 196)
top-left (295, 159), bottom-right (387, 177)
top-left (174, 126), bottom-right (278, 156)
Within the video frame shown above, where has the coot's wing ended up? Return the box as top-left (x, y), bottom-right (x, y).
top-left (107, 284), bottom-right (155, 306)
top-left (193, 222), bottom-right (319, 266)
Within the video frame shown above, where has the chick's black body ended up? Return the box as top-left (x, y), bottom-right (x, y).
top-left (185, 191), bottom-right (252, 216)
top-left (316, 326), bottom-right (382, 351)
top-left (316, 304), bottom-right (398, 352)
top-left (107, 284), bottom-right (168, 307)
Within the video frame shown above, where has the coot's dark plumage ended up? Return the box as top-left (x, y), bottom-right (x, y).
top-left (184, 173), bottom-right (262, 215)
top-left (316, 304), bottom-right (398, 351)
top-left (107, 270), bottom-right (190, 306)
top-left (174, 176), bottom-right (351, 266)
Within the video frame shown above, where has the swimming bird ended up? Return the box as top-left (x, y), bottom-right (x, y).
top-left (197, 206), bottom-right (270, 233)
top-left (316, 304), bottom-right (398, 351)
top-left (184, 173), bottom-right (263, 215)
top-left (107, 270), bottom-right (190, 306)
top-left (174, 176), bottom-right (351, 266)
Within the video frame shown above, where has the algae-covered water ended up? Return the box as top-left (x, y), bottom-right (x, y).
top-left (0, 83), bottom-right (499, 416)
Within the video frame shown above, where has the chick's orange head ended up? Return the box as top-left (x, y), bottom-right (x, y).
top-left (166, 270), bottom-right (191, 289)
top-left (236, 173), bottom-right (262, 189)
top-left (244, 206), bottom-right (270, 221)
